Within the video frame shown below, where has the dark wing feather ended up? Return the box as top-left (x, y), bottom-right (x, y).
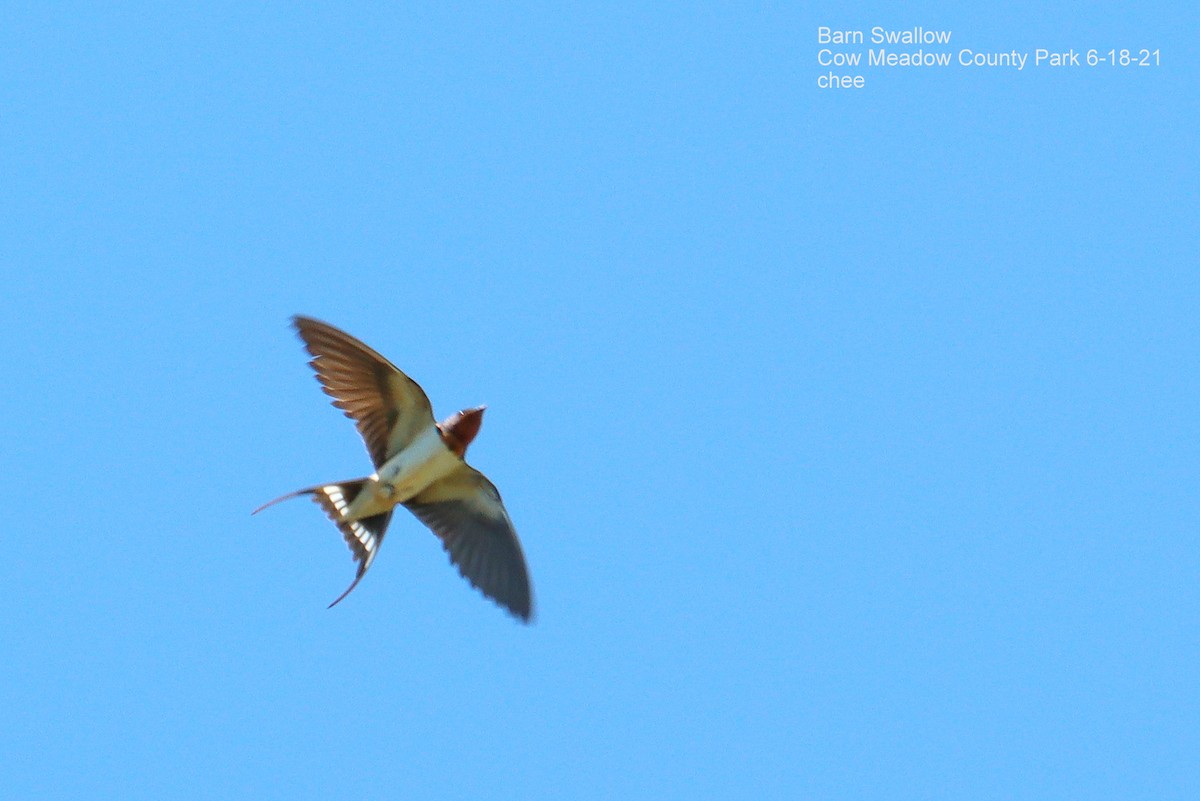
top-left (404, 466), bottom-right (534, 622)
top-left (293, 316), bottom-right (435, 468)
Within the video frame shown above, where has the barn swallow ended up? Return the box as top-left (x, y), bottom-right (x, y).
top-left (254, 316), bottom-right (534, 622)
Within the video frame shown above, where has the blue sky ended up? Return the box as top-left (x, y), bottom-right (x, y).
top-left (1, 3), bottom-right (1196, 799)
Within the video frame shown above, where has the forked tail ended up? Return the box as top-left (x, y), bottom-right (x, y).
top-left (253, 479), bottom-right (393, 607)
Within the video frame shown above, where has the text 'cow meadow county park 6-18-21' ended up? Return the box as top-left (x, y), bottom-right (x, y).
top-left (815, 26), bottom-right (1161, 89)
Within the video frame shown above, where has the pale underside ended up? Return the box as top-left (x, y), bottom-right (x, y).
top-left (342, 425), bottom-right (462, 520)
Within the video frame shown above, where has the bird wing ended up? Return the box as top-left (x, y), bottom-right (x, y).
top-left (293, 316), bottom-right (436, 468)
top-left (404, 465), bottom-right (534, 622)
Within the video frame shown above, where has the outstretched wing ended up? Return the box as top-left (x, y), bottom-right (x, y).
top-left (293, 316), bottom-right (436, 468)
top-left (404, 465), bottom-right (534, 622)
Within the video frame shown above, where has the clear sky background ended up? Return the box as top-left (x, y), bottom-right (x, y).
top-left (1, 4), bottom-right (1196, 799)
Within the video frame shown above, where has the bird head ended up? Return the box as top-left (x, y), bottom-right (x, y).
top-left (438, 406), bottom-right (486, 456)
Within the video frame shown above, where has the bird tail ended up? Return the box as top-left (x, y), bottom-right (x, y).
top-left (253, 478), bottom-right (393, 607)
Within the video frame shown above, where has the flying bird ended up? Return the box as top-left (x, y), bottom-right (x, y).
top-left (254, 316), bottom-right (534, 622)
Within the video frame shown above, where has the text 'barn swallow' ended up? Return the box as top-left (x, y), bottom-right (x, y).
top-left (254, 316), bottom-right (534, 622)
